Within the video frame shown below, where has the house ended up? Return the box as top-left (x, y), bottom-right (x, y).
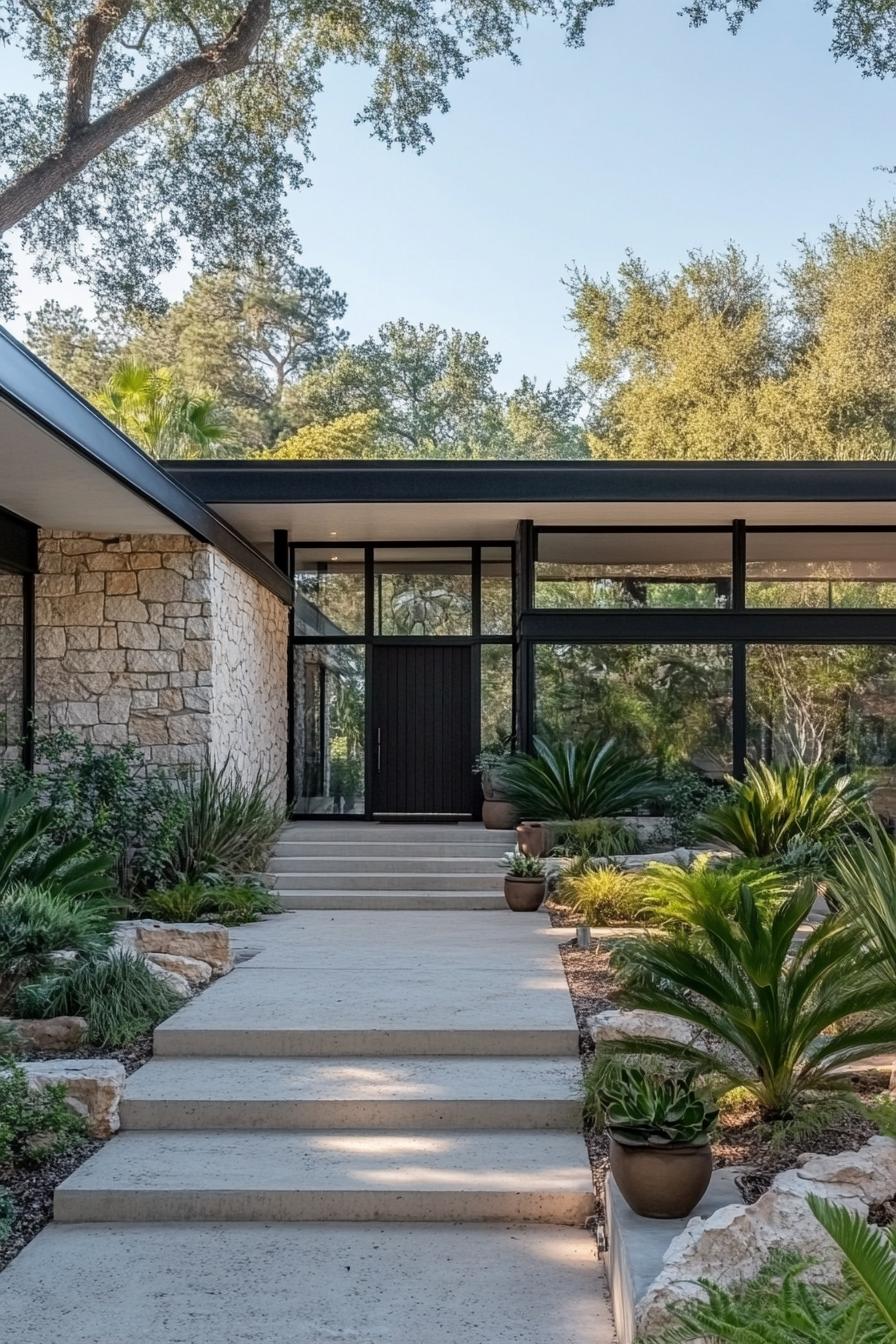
top-left (4, 326), bottom-right (896, 818)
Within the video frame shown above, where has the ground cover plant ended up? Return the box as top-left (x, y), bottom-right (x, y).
top-left (17, 950), bottom-right (184, 1047)
top-left (143, 880), bottom-right (279, 926)
top-left (696, 760), bottom-right (871, 859)
top-left (502, 737), bottom-right (658, 821)
top-left (0, 1063), bottom-right (85, 1166)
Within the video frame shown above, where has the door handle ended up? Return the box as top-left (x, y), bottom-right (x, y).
top-left (376, 727), bottom-right (382, 773)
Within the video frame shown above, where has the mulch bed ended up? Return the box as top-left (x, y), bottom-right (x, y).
top-left (556, 927), bottom-right (887, 1213)
top-left (24, 1030), bottom-right (154, 1074)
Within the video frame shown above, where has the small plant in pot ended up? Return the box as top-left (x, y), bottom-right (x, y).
top-left (500, 850), bottom-right (546, 912)
top-left (595, 1064), bottom-right (718, 1219)
top-left (476, 746), bottom-right (519, 831)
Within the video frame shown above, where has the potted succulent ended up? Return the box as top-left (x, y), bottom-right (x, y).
top-left (500, 850), bottom-right (546, 911)
top-left (476, 747), bottom-right (519, 831)
top-left (597, 1066), bottom-right (718, 1219)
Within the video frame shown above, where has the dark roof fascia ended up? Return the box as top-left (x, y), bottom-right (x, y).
top-left (163, 459), bottom-right (896, 506)
top-left (0, 328), bottom-right (292, 604)
top-left (0, 502), bottom-right (38, 575)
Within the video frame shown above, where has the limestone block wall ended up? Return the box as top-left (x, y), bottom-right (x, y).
top-left (0, 570), bottom-right (24, 760)
top-left (34, 533), bottom-right (288, 790)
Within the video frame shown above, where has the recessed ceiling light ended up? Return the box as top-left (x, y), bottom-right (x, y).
top-left (330, 555), bottom-right (339, 561)
top-left (329, 530), bottom-right (338, 536)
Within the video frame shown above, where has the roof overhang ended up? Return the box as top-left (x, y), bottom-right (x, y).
top-left (163, 460), bottom-right (896, 544)
top-left (0, 329), bottom-right (292, 602)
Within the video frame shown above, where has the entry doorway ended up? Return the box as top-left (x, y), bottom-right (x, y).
top-left (371, 644), bottom-right (474, 817)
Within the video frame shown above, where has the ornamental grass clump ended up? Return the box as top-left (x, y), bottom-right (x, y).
top-left (612, 881), bottom-right (896, 1120)
top-left (695, 760), bottom-right (871, 859)
top-left (501, 737), bottom-right (658, 822)
top-left (551, 817), bottom-right (640, 859)
top-left (0, 882), bottom-right (113, 1013)
top-left (557, 865), bottom-right (648, 925)
top-left (160, 759), bottom-right (287, 886)
top-left (17, 950), bottom-right (183, 1046)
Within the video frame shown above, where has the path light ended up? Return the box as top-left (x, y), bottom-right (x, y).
top-left (576, 925), bottom-right (593, 951)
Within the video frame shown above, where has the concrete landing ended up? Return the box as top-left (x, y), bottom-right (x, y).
top-left (277, 888), bottom-right (508, 910)
top-left (55, 1129), bottom-right (596, 1223)
top-left (0, 1222), bottom-right (612, 1344)
top-left (120, 1055), bottom-right (584, 1129)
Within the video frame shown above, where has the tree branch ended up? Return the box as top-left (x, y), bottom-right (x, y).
top-left (0, 0), bottom-right (271, 235)
top-left (66, 0), bottom-right (135, 136)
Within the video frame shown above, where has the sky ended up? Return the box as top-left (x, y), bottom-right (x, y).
top-left (5, 0), bottom-right (896, 389)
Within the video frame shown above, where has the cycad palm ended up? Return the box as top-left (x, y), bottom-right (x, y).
top-left (96, 360), bottom-right (234, 459)
top-left (614, 882), bottom-right (896, 1118)
top-left (829, 823), bottom-right (896, 989)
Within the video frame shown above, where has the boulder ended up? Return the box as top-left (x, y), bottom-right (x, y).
top-left (636, 1137), bottom-right (896, 1337)
top-left (17, 1059), bottom-right (126, 1139)
top-left (143, 957), bottom-right (192, 998)
top-left (1, 1016), bottom-right (88, 1051)
top-left (114, 919), bottom-right (233, 975)
top-left (588, 1008), bottom-right (700, 1049)
top-left (145, 952), bottom-right (212, 989)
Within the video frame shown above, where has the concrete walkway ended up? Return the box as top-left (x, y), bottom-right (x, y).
top-left (0, 826), bottom-right (615, 1342)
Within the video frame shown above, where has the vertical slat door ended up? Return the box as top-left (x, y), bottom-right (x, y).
top-left (372, 645), bottom-right (473, 816)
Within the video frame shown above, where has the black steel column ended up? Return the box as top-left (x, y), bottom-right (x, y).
top-left (274, 532), bottom-right (294, 806)
top-left (514, 520), bottom-right (534, 752)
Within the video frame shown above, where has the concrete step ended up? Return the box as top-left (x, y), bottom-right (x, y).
top-left (273, 841), bottom-right (512, 858)
top-left (267, 871), bottom-right (505, 891)
top-left (276, 889), bottom-right (508, 910)
top-left (54, 1130), bottom-right (595, 1224)
top-left (120, 1057), bottom-right (584, 1131)
top-left (268, 856), bottom-right (504, 875)
top-left (279, 825), bottom-right (517, 844)
top-left (0, 1222), bottom-right (612, 1344)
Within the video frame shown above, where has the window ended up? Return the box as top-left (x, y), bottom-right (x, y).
top-left (0, 570), bottom-right (24, 761)
top-left (374, 548), bottom-right (472, 636)
top-left (534, 642), bottom-right (732, 773)
top-left (746, 531), bottom-right (896, 608)
top-left (294, 549), bottom-right (365, 636)
top-left (480, 643), bottom-right (513, 752)
top-left (293, 644), bottom-right (366, 814)
top-left (481, 546), bottom-right (513, 635)
top-left (534, 531), bottom-right (731, 609)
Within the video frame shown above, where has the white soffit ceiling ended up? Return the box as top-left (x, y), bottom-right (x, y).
top-left (0, 399), bottom-right (186, 534)
top-left (210, 498), bottom-right (896, 544)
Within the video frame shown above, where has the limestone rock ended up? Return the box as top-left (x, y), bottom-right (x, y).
top-left (636, 1137), bottom-right (896, 1337)
top-left (115, 919), bottom-right (232, 975)
top-left (143, 957), bottom-right (192, 998)
top-left (588, 1008), bottom-right (699, 1048)
top-left (145, 952), bottom-right (213, 988)
top-left (1, 1016), bottom-right (87, 1050)
top-left (17, 1060), bottom-right (126, 1138)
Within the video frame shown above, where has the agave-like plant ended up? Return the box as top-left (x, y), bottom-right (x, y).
top-left (695, 760), bottom-right (871, 858)
top-left (612, 881), bottom-right (896, 1119)
top-left (828, 823), bottom-right (896, 991)
top-left (591, 1063), bottom-right (718, 1147)
top-left (0, 787), bottom-right (115, 899)
top-left (500, 737), bottom-right (658, 821)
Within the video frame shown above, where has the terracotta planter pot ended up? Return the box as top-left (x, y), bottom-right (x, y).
top-left (516, 821), bottom-right (553, 858)
top-left (483, 798), bottom-right (519, 830)
top-left (609, 1134), bottom-right (713, 1219)
top-left (503, 876), bottom-right (546, 912)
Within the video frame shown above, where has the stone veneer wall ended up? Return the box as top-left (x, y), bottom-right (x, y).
top-left (34, 533), bottom-right (288, 791)
top-left (0, 570), bottom-right (24, 761)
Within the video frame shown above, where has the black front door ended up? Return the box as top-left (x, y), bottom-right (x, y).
top-left (371, 644), bottom-right (473, 816)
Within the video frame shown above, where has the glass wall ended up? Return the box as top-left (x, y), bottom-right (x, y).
top-left (481, 643), bottom-right (514, 752)
top-left (481, 546), bottom-right (513, 635)
top-left (0, 570), bottom-right (24, 762)
top-left (534, 643), bottom-right (732, 774)
top-left (746, 645), bottom-right (896, 784)
top-left (746, 532), bottom-right (896, 608)
top-left (294, 548), bottom-right (365, 635)
top-left (293, 644), bottom-right (366, 814)
top-left (374, 548), bottom-right (472, 636)
top-left (534, 531), bottom-right (732, 609)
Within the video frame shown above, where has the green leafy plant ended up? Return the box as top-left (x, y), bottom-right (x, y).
top-left (17, 950), bottom-right (183, 1046)
top-left (640, 855), bottom-right (788, 925)
top-left (0, 883), bottom-right (113, 1012)
top-left (502, 737), bottom-right (658, 822)
top-left (695, 760), bottom-right (871, 858)
top-left (652, 768), bottom-right (727, 848)
top-left (0, 1186), bottom-right (13, 1240)
top-left (501, 851), bottom-right (545, 879)
top-left (160, 759), bottom-right (287, 886)
top-left (551, 818), bottom-right (640, 858)
top-left (143, 881), bottom-right (279, 926)
top-left (648, 1197), bottom-right (896, 1343)
top-left (0, 1062), bottom-right (86, 1166)
top-left (591, 1064), bottom-right (718, 1147)
top-left (558, 865), bottom-right (648, 925)
top-left (613, 881), bottom-right (896, 1119)
top-left (0, 786), bottom-right (114, 901)
top-left (828, 823), bottom-right (896, 990)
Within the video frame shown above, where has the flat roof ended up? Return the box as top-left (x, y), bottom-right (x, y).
top-left (0, 329), bottom-right (292, 602)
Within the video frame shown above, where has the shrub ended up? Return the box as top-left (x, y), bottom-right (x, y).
top-left (0, 1186), bottom-right (12, 1240)
top-left (695, 760), bottom-right (871, 858)
top-left (639, 855), bottom-right (788, 925)
top-left (652, 768), bottom-right (727, 848)
top-left (17, 950), bottom-right (183, 1046)
top-left (589, 1063), bottom-right (718, 1147)
top-left (0, 1061), bottom-right (86, 1165)
top-left (0, 786), bottom-right (115, 901)
top-left (551, 818), bottom-right (640, 858)
top-left (612, 882), bottom-right (896, 1119)
top-left (557, 865), bottom-right (647, 925)
top-left (501, 737), bottom-right (658, 822)
top-left (160, 759), bottom-right (287, 885)
top-left (143, 880), bottom-right (279, 925)
top-left (0, 883), bottom-right (113, 1012)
